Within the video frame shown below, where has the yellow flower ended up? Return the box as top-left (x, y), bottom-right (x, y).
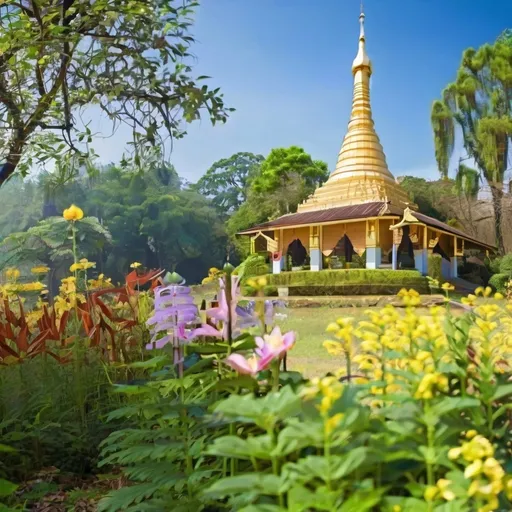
top-left (461, 294), bottom-right (477, 306)
top-left (465, 430), bottom-right (478, 439)
top-left (18, 281), bottom-right (45, 292)
top-left (79, 258), bottom-right (95, 270)
top-left (461, 435), bottom-right (494, 462)
top-left (70, 262), bottom-right (82, 272)
top-left (441, 282), bottom-right (455, 291)
top-left (130, 262), bottom-right (142, 269)
top-left (424, 485), bottom-right (438, 502)
top-left (448, 447), bottom-right (462, 460)
top-left (324, 413), bottom-right (344, 435)
top-left (436, 479), bottom-right (455, 501)
top-left (63, 204), bottom-right (84, 221)
top-left (323, 340), bottom-right (344, 356)
top-left (31, 265), bottom-right (50, 275)
top-left (494, 292), bottom-right (504, 300)
top-left (465, 459), bottom-right (483, 479)
top-left (5, 267), bottom-right (21, 280)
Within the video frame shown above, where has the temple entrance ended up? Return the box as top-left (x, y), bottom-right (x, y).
top-left (286, 239), bottom-right (308, 268)
top-left (329, 234), bottom-right (355, 269)
top-left (397, 225), bottom-right (415, 269)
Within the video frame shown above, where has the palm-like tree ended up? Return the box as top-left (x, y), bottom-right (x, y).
top-left (431, 36), bottom-right (512, 253)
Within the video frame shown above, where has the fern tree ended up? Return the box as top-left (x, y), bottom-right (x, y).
top-left (431, 36), bottom-right (512, 253)
top-left (0, 216), bottom-right (111, 297)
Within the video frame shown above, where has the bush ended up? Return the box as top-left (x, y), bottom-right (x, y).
top-left (485, 256), bottom-right (502, 275)
top-left (235, 254), bottom-right (269, 281)
top-left (489, 273), bottom-right (510, 293)
top-left (499, 253), bottom-right (512, 275)
top-left (267, 269), bottom-right (425, 287)
top-left (265, 269), bottom-right (429, 295)
top-left (428, 253), bottom-right (442, 282)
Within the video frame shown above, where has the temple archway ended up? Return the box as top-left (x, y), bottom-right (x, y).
top-left (286, 239), bottom-right (308, 267)
top-left (332, 234), bottom-right (355, 263)
top-left (397, 225), bottom-right (416, 269)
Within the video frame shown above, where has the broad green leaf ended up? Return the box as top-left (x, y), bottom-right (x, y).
top-left (491, 383), bottom-right (512, 401)
top-left (207, 435), bottom-right (274, 460)
top-left (0, 479), bottom-right (18, 498)
top-left (339, 489), bottom-right (385, 511)
top-left (203, 474), bottom-right (282, 498)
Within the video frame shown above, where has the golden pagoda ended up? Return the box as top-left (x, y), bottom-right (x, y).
top-left (240, 8), bottom-right (493, 277)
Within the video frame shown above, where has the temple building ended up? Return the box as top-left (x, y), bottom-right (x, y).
top-left (239, 9), bottom-right (493, 277)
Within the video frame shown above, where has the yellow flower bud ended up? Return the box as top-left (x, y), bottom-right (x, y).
top-left (63, 204), bottom-right (84, 221)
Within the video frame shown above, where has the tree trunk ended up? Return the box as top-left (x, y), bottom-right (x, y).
top-left (490, 184), bottom-right (505, 254)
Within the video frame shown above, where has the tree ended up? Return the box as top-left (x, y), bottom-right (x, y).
top-left (251, 146), bottom-right (329, 215)
top-left (196, 152), bottom-right (264, 214)
top-left (0, 0), bottom-right (232, 185)
top-left (431, 37), bottom-right (512, 253)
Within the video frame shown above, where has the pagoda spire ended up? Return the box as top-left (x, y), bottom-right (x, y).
top-left (296, 7), bottom-right (411, 212)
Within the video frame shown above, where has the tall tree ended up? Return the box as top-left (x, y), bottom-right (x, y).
top-left (251, 146), bottom-right (329, 215)
top-left (431, 37), bottom-right (512, 253)
top-left (196, 152), bottom-right (264, 214)
top-left (0, 0), bottom-right (231, 185)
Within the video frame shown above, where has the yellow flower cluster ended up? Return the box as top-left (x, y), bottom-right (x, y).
top-left (70, 258), bottom-right (96, 273)
top-left (300, 376), bottom-right (344, 431)
top-left (246, 276), bottom-right (267, 291)
top-left (54, 276), bottom-right (85, 317)
top-left (414, 372), bottom-right (448, 400)
top-left (31, 265), bottom-right (50, 275)
top-left (5, 267), bottom-right (21, 281)
top-left (397, 288), bottom-right (421, 307)
top-left (202, 267), bottom-right (222, 285)
top-left (323, 317), bottom-right (354, 357)
top-left (63, 204), bottom-right (84, 221)
top-left (130, 262), bottom-right (142, 269)
top-left (88, 273), bottom-right (113, 290)
top-left (449, 433), bottom-right (506, 512)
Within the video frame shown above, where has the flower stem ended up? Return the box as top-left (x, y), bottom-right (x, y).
top-left (271, 360), bottom-right (280, 392)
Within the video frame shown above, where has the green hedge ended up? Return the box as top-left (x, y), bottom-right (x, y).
top-left (489, 273), bottom-right (510, 294)
top-left (499, 254), bottom-right (512, 275)
top-left (267, 269), bottom-right (424, 286)
top-left (265, 269), bottom-right (429, 295)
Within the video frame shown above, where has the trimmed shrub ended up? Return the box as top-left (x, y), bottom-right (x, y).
top-left (235, 254), bottom-right (269, 281)
top-left (265, 269), bottom-right (429, 295)
top-left (489, 273), bottom-right (510, 293)
top-left (499, 253), bottom-right (512, 276)
top-left (428, 254), bottom-right (442, 283)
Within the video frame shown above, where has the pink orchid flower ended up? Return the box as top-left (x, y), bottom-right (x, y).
top-left (255, 326), bottom-right (296, 360)
top-left (225, 353), bottom-right (271, 377)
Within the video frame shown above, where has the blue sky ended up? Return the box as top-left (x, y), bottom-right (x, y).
top-left (92, 0), bottom-right (512, 183)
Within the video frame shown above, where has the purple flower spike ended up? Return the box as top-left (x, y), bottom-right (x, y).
top-left (146, 282), bottom-right (198, 350)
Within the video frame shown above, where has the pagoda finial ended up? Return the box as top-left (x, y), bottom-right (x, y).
top-left (352, 2), bottom-right (371, 74)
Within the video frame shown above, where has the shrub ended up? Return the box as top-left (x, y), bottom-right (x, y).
top-left (485, 256), bottom-right (502, 275)
top-left (428, 253), bottom-right (442, 282)
top-left (489, 273), bottom-right (510, 293)
top-left (235, 254), bottom-right (269, 281)
top-left (499, 253), bottom-right (512, 275)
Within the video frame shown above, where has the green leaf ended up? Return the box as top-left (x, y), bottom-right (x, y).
top-left (203, 474), bottom-right (282, 499)
top-left (339, 489), bottom-right (385, 511)
top-left (0, 479), bottom-right (18, 498)
top-left (491, 383), bottom-right (512, 401)
top-left (207, 435), bottom-right (274, 461)
top-left (431, 397), bottom-right (480, 417)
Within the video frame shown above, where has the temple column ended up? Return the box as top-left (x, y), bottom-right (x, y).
top-left (451, 236), bottom-right (459, 279)
top-left (414, 226), bottom-right (428, 276)
top-left (365, 219), bottom-right (381, 269)
top-left (391, 244), bottom-right (398, 270)
top-left (309, 225), bottom-right (322, 271)
top-left (272, 229), bottom-right (284, 274)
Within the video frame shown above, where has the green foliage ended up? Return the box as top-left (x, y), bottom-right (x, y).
top-left (399, 177), bottom-right (457, 222)
top-left (431, 36), bottom-right (512, 252)
top-left (0, 0), bottom-right (231, 183)
top-left (235, 255), bottom-right (269, 281)
top-left (251, 146), bottom-right (329, 216)
top-left (488, 273), bottom-right (509, 293)
top-left (97, 355), bottom-right (225, 512)
top-left (428, 254), bottom-right (443, 283)
top-left (264, 270), bottom-right (429, 296)
top-left (485, 256), bottom-right (502, 275)
top-left (196, 152), bottom-right (264, 214)
top-left (0, 355), bottom-right (121, 481)
top-left (498, 253), bottom-right (512, 275)
top-left (267, 269), bottom-right (425, 286)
